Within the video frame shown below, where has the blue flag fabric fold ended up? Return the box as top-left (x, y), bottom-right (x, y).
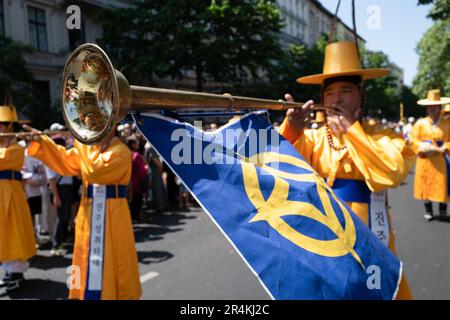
top-left (133, 111), bottom-right (402, 300)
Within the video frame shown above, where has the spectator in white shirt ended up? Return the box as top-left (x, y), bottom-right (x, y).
top-left (45, 137), bottom-right (74, 256)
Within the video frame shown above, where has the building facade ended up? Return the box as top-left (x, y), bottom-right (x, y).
top-left (0, 0), bottom-right (128, 111)
top-left (276, 0), bottom-right (364, 47)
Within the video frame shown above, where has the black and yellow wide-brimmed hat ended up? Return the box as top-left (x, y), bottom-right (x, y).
top-left (417, 89), bottom-right (450, 106)
top-left (0, 106), bottom-right (30, 123)
top-left (0, 89), bottom-right (30, 124)
top-left (297, 41), bottom-right (390, 85)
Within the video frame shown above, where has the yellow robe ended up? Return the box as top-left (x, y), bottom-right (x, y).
top-left (279, 119), bottom-right (416, 300)
top-left (28, 135), bottom-right (142, 300)
top-left (410, 116), bottom-right (450, 203)
top-left (0, 142), bottom-right (36, 262)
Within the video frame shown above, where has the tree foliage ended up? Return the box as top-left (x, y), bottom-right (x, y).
top-left (101, 0), bottom-right (284, 92)
top-left (0, 36), bottom-right (60, 128)
top-left (418, 0), bottom-right (450, 21)
top-left (412, 18), bottom-right (450, 98)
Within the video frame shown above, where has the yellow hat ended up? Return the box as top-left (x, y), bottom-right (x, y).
top-left (0, 88), bottom-right (30, 123)
top-left (0, 105), bottom-right (30, 124)
top-left (297, 41), bottom-right (390, 85)
top-left (417, 89), bottom-right (450, 106)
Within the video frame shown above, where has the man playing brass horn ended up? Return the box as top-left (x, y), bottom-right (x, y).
top-left (23, 112), bottom-right (142, 299)
top-left (278, 41), bottom-right (415, 299)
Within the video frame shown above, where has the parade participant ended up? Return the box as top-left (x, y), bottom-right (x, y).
top-left (127, 136), bottom-right (148, 222)
top-left (278, 41), bottom-right (415, 299)
top-left (46, 136), bottom-right (74, 257)
top-left (442, 104), bottom-right (450, 120)
top-left (24, 124), bottom-right (142, 300)
top-left (0, 105), bottom-right (36, 296)
top-left (20, 140), bottom-right (47, 244)
top-left (403, 117), bottom-right (415, 142)
top-left (410, 89), bottom-right (450, 221)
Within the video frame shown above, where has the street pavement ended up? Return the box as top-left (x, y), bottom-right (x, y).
top-left (1, 170), bottom-right (449, 300)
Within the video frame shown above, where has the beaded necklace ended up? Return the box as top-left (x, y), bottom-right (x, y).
top-left (325, 122), bottom-right (347, 152)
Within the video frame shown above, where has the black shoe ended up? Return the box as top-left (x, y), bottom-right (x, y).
top-left (438, 212), bottom-right (449, 222)
top-left (0, 273), bottom-right (11, 288)
top-left (1, 273), bottom-right (24, 295)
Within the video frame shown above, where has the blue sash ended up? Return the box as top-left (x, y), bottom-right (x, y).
top-left (84, 184), bottom-right (126, 300)
top-left (0, 170), bottom-right (22, 181)
top-left (331, 179), bottom-right (370, 204)
top-left (331, 179), bottom-right (390, 247)
top-left (86, 184), bottom-right (127, 198)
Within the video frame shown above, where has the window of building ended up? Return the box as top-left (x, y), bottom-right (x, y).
top-left (28, 6), bottom-right (48, 51)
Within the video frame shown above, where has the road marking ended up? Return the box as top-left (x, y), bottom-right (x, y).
top-left (140, 271), bottom-right (159, 283)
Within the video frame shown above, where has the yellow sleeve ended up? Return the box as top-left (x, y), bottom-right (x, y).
top-left (27, 135), bottom-right (81, 176)
top-left (443, 121), bottom-right (450, 152)
top-left (0, 144), bottom-right (24, 170)
top-left (409, 121), bottom-right (422, 154)
top-left (343, 121), bottom-right (415, 192)
top-left (278, 117), bottom-right (315, 163)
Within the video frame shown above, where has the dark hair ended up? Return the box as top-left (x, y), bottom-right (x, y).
top-left (323, 76), bottom-right (362, 89)
top-left (0, 122), bottom-right (21, 132)
top-left (321, 75), bottom-right (365, 119)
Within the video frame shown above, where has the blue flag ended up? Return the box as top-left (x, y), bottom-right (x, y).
top-left (133, 111), bottom-right (402, 300)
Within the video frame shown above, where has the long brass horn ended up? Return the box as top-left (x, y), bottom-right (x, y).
top-left (61, 43), bottom-right (327, 145)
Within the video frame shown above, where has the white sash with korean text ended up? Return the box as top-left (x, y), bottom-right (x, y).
top-left (369, 191), bottom-right (390, 247)
top-left (85, 184), bottom-right (107, 300)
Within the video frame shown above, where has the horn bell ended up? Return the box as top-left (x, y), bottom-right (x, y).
top-left (61, 43), bottom-right (131, 145)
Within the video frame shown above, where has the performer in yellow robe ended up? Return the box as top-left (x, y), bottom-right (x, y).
top-left (0, 106), bottom-right (36, 296)
top-left (278, 41), bottom-right (415, 300)
top-left (26, 128), bottom-right (142, 300)
top-left (410, 89), bottom-right (450, 221)
top-left (443, 104), bottom-right (450, 120)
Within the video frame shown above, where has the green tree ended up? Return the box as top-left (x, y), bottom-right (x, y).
top-left (0, 36), bottom-right (33, 103)
top-left (412, 18), bottom-right (450, 98)
top-left (418, 0), bottom-right (450, 21)
top-left (101, 0), bottom-right (284, 92)
top-left (362, 49), bottom-right (402, 119)
top-left (0, 36), bottom-right (35, 122)
top-left (0, 36), bottom-right (59, 128)
top-left (232, 35), bottom-right (327, 102)
top-left (401, 85), bottom-right (423, 118)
